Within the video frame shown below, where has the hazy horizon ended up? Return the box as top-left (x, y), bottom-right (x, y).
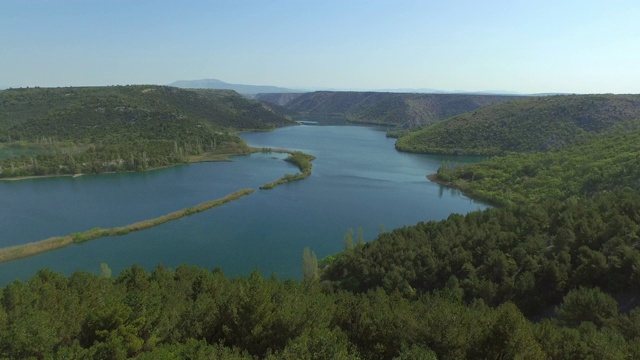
top-left (2, 0), bottom-right (639, 94)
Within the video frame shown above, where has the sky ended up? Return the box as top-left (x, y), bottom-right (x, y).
top-left (1, 0), bottom-right (639, 94)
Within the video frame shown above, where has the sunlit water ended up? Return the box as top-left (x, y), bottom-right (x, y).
top-left (0, 125), bottom-right (487, 283)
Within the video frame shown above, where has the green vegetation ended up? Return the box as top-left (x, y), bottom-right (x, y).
top-left (0, 189), bottom-right (254, 262)
top-left (0, 86), bottom-right (293, 178)
top-left (435, 127), bottom-right (640, 206)
top-left (257, 91), bottom-right (519, 127)
top-left (259, 151), bottom-right (315, 190)
top-left (3, 258), bottom-right (640, 358)
top-left (316, 126), bottom-right (640, 357)
top-left (396, 94), bottom-right (640, 155)
top-left (4, 90), bottom-right (640, 357)
top-left (323, 188), bottom-right (640, 310)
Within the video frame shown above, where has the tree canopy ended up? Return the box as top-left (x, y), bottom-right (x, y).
top-left (0, 86), bottom-right (294, 178)
top-left (396, 94), bottom-right (640, 155)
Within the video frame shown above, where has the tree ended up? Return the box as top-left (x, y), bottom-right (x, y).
top-left (473, 302), bottom-right (545, 360)
top-left (101, 263), bottom-right (112, 278)
top-left (556, 287), bottom-right (619, 328)
top-left (356, 227), bottom-right (364, 246)
top-left (344, 228), bottom-right (354, 251)
top-left (302, 247), bottom-right (319, 285)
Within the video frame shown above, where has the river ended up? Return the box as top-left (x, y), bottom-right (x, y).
top-left (0, 125), bottom-right (487, 283)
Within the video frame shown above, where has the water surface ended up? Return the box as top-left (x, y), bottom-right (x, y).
top-left (0, 125), bottom-right (486, 283)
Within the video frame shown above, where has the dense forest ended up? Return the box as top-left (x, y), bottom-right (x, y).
top-left (5, 261), bottom-right (640, 359)
top-left (318, 123), bottom-right (640, 358)
top-left (0, 86), bottom-right (293, 178)
top-left (396, 94), bottom-right (640, 155)
top-left (3, 90), bottom-right (640, 358)
top-left (256, 91), bottom-right (519, 127)
top-left (434, 126), bottom-right (640, 206)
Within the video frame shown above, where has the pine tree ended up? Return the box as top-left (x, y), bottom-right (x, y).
top-left (357, 227), bottom-right (364, 246)
top-left (302, 247), bottom-right (318, 284)
top-left (343, 229), bottom-right (354, 250)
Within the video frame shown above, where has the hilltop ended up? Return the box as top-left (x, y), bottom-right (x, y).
top-left (170, 78), bottom-right (299, 94)
top-left (257, 91), bottom-right (520, 127)
top-left (0, 86), bottom-right (293, 177)
top-left (396, 94), bottom-right (640, 155)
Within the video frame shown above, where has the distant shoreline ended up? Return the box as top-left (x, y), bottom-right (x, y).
top-left (0, 152), bottom-right (242, 182)
top-left (0, 147), bottom-right (301, 182)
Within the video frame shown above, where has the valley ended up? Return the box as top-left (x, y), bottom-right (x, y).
top-left (1, 86), bottom-right (640, 359)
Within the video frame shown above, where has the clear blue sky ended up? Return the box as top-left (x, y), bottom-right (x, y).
top-left (1, 0), bottom-right (639, 94)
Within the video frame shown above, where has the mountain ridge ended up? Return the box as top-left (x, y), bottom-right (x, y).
top-left (0, 85), bottom-right (293, 177)
top-left (396, 94), bottom-right (640, 155)
top-left (258, 91), bottom-right (522, 127)
top-left (169, 78), bottom-right (300, 94)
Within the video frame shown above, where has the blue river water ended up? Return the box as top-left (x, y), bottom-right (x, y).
top-left (0, 125), bottom-right (487, 283)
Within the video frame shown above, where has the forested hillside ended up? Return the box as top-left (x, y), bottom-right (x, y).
top-left (253, 92), bottom-right (303, 106)
top-left (325, 124), bottom-right (640, 294)
top-left (396, 94), bottom-right (640, 155)
top-left (434, 126), bottom-right (640, 206)
top-left (317, 125), bottom-right (640, 358)
top-left (4, 89), bottom-right (640, 358)
top-left (0, 86), bottom-right (293, 177)
top-left (257, 91), bottom-right (519, 127)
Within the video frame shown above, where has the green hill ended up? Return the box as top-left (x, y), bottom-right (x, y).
top-left (321, 127), bottom-right (640, 349)
top-left (257, 91), bottom-right (519, 127)
top-left (3, 89), bottom-right (640, 358)
top-left (396, 94), bottom-right (640, 155)
top-left (434, 125), bottom-right (640, 206)
top-left (0, 86), bottom-right (293, 177)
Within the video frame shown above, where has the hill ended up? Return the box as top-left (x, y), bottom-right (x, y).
top-left (170, 78), bottom-right (299, 94)
top-left (257, 91), bottom-right (520, 127)
top-left (320, 127), bottom-right (640, 357)
top-left (253, 92), bottom-right (304, 106)
top-left (0, 86), bottom-right (293, 177)
top-left (396, 94), bottom-right (640, 155)
top-left (434, 124), bottom-right (640, 206)
top-left (3, 89), bottom-right (640, 358)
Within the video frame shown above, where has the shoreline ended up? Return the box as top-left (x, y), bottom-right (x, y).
top-left (0, 151), bottom-right (246, 182)
top-left (259, 151), bottom-right (315, 190)
top-left (0, 173), bottom-right (80, 181)
top-left (0, 146), bottom-right (317, 263)
top-left (427, 173), bottom-right (503, 207)
top-left (0, 188), bottom-right (254, 263)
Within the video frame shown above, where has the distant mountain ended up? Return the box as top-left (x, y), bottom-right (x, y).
top-left (169, 79), bottom-right (299, 94)
top-left (253, 93), bottom-right (304, 106)
top-left (257, 91), bottom-right (521, 127)
top-left (396, 94), bottom-right (640, 155)
top-left (370, 88), bottom-right (525, 95)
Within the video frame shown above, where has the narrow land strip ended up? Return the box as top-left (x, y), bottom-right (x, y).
top-left (0, 147), bottom-right (317, 263)
top-left (258, 150), bottom-right (315, 190)
top-left (0, 188), bottom-right (254, 263)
